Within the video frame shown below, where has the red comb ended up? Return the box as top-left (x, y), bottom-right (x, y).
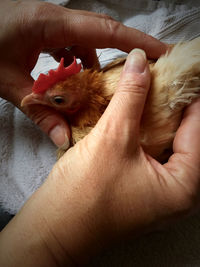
top-left (32, 57), bottom-right (81, 94)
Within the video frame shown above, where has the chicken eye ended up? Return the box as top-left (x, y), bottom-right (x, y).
top-left (53, 96), bottom-right (65, 105)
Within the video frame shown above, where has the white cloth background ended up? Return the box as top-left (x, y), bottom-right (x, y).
top-left (1, 0), bottom-right (200, 265)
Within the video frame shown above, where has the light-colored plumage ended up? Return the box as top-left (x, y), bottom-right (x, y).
top-left (22, 38), bottom-right (200, 162)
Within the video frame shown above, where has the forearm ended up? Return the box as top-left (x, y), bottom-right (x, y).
top-left (0, 186), bottom-right (73, 266)
top-left (0, 170), bottom-right (102, 267)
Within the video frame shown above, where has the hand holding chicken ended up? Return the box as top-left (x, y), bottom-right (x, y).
top-left (1, 0), bottom-right (200, 266)
top-left (0, 0), bottom-right (166, 150)
top-left (22, 38), bottom-right (200, 161)
top-left (2, 50), bottom-right (200, 266)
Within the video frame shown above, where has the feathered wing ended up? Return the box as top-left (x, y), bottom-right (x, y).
top-left (141, 37), bottom-right (200, 160)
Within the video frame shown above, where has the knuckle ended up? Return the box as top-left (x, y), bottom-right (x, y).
top-left (16, 2), bottom-right (55, 36)
top-left (31, 2), bottom-right (57, 18)
top-left (101, 14), bottom-right (115, 21)
top-left (135, 31), bottom-right (152, 52)
top-left (105, 19), bottom-right (122, 46)
top-left (121, 68), bottom-right (150, 91)
top-left (25, 2), bottom-right (61, 28)
top-left (138, 33), bottom-right (149, 50)
top-left (25, 106), bottom-right (56, 134)
top-left (19, 1), bottom-right (45, 21)
top-left (118, 81), bottom-right (147, 96)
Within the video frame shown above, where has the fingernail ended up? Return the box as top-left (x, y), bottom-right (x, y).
top-left (49, 125), bottom-right (70, 150)
top-left (124, 48), bottom-right (146, 73)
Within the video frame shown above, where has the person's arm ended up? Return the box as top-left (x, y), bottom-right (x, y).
top-left (0, 49), bottom-right (152, 266)
top-left (0, 184), bottom-right (77, 266)
top-left (1, 49), bottom-right (200, 266)
top-left (0, 0), bottom-right (167, 148)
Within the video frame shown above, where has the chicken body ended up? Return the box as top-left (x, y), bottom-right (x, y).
top-left (22, 37), bottom-right (200, 161)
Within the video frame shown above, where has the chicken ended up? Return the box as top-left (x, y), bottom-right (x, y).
top-left (21, 37), bottom-right (200, 162)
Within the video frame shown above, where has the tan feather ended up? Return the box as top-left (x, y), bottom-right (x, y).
top-left (21, 38), bottom-right (200, 162)
top-left (60, 38), bottom-right (200, 161)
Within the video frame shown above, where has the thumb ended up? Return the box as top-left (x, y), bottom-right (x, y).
top-left (99, 49), bottom-right (150, 141)
top-left (24, 104), bottom-right (70, 150)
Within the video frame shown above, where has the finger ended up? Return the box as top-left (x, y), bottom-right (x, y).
top-left (43, 47), bottom-right (99, 69)
top-left (14, 77), bottom-right (71, 149)
top-left (67, 16), bottom-right (167, 58)
top-left (95, 48), bottom-right (150, 144)
top-left (167, 99), bottom-right (200, 167)
top-left (23, 104), bottom-right (71, 149)
top-left (162, 99), bottom-right (200, 195)
top-left (70, 46), bottom-right (100, 69)
top-left (43, 48), bottom-right (74, 66)
top-left (38, 5), bottom-right (167, 58)
top-left (67, 8), bottom-right (115, 21)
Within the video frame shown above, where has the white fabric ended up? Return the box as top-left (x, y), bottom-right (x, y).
top-left (1, 0), bottom-right (200, 266)
top-left (1, 0), bottom-right (200, 215)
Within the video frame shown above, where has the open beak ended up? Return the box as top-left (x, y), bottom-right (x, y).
top-left (21, 93), bottom-right (45, 107)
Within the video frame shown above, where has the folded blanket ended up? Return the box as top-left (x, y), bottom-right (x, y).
top-left (1, 0), bottom-right (200, 215)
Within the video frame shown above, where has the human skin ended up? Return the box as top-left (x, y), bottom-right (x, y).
top-left (0, 0), bottom-right (167, 148)
top-left (1, 1), bottom-right (200, 266)
top-left (0, 49), bottom-right (200, 266)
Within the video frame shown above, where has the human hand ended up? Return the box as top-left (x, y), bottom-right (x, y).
top-left (0, 0), bottom-right (167, 148)
top-left (39, 49), bottom-right (200, 263)
top-left (1, 48), bottom-right (200, 266)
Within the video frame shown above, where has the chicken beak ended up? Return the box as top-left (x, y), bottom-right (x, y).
top-left (21, 93), bottom-right (45, 107)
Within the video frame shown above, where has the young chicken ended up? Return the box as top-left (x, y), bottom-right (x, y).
top-left (21, 37), bottom-right (200, 162)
